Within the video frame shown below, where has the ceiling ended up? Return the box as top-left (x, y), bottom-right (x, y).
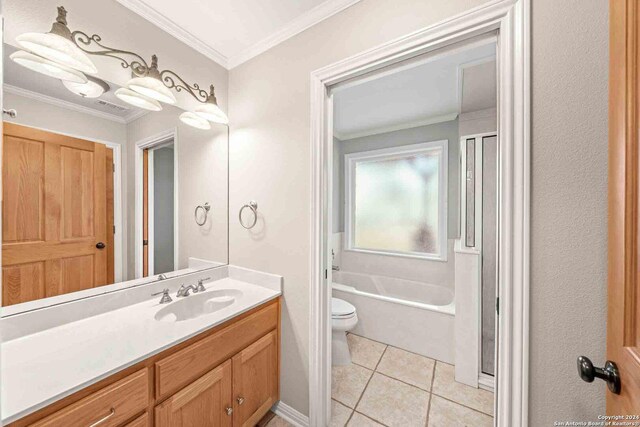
top-left (333, 42), bottom-right (496, 140)
top-left (3, 44), bottom-right (146, 123)
top-left (116, 0), bottom-right (361, 68)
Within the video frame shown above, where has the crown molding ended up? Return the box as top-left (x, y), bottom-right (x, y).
top-left (117, 0), bottom-right (361, 70)
top-left (124, 108), bottom-right (150, 123)
top-left (227, 0), bottom-right (362, 68)
top-left (115, 0), bottom-right (229, 68)
top-left (4, 84), bottom-right (129, 124)
top-left (335, 112), bottom-right (459, 141)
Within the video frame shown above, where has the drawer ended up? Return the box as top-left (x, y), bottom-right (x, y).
top-left (31, 369), bottom-right (149, 427)
top-left (155, 302), bottom-right (278, 399)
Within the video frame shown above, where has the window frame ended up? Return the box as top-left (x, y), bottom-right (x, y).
top-left (344, 139), bottom-right (448, 261)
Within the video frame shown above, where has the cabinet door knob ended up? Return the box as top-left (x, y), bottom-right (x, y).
top-left (225, 407), bottom-right (233, 416)
top-left (237, 396), bottom-right (245, 405)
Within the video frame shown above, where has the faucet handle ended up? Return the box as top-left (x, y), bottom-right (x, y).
top-left (196, 277), bottom-right (210, 292)
top-left (152, 288), bottom-right (173, 304)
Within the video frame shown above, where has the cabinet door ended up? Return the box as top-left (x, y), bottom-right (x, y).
top-left (232, 330), bottom-right (278, 427)
top-left (155, 360), bottom-right (232, 427)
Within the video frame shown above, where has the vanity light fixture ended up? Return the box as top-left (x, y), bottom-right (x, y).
top-left (195, 86), bottom-right (229, 124)
top-left (12, 6), bottom-right (227, 130)
top-left (115, 88), bottom-right (162, 111)
top-left (63, 75), bottom-right (110, 98)
top-left (15, 7), bottom-right (97, 74)
top-left (179, 112), bottom-right (211, 130)
top-left (10, 50), bottom-right (87, 83)
top-left (127, 56), bottom-right (177, 105)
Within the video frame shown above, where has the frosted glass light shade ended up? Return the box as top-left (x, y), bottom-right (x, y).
top-left (179, 112), bottom-right (211, 130)
top-left (195, 102), bottom-right (228, 124)
top-left (128, 76), bottom-right (176, 104)
top-left (16, 32), bottom-right (97, 74)
top-left (10, 50), bottom-right (87, 83)
top-left (63, 76), bottom-right (109, 98)
top-left (115, 88), bottom-right (162, 111)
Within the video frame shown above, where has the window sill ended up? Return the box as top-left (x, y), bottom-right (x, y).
top-left (343, 248), bottom-right (447, 262)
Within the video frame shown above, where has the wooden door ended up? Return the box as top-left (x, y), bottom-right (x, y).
top-left (155, 360), bottom-right (233, 427)
top-left (232, 331), bottom-right (278, 427)
top-left (2, 123), bottom-right (110, 306)
top-left (608, 0), bottom-right (640, 413)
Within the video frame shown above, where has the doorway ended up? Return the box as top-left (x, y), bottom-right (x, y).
top-left (134, 129), bottom-right (178, 279)
top-left (309, 1), bottom-right (530, 426)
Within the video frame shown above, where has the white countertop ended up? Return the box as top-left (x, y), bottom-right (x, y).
top-left (1, 268), bottom-right (281, 424)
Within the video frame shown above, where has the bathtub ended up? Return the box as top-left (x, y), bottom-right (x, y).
top-left (332, 270), bottom-right (455, 363)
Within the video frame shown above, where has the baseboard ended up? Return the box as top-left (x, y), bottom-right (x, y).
top-left (478, 373), bottom-right (495, 392)
top-left (272, 401), bottom-right (310, 427)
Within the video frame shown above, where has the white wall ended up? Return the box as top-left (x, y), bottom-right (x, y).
top-left (229, 0), bottom-right (610, 421)
top-left (530, 0), bottom-right (609, 424)
top-left (126, 106), bottom-right (229, 279)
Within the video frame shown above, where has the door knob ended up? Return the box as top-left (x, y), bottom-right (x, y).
top-left (577, 356), bottom-right (621, 394)
top-left (96, 242), bottom-right (106, 249)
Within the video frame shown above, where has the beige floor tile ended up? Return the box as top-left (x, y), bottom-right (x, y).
top-left (266, 415), bottom-right (295, 427)
top-left (347, 334), bottom-right (387, 369)
top-left (428, 395), bottom-right (493, 427)
top-left (331, 399), bottom-right (354, 427)
top-left (356, 373), bottom-right (430, 427)
top-left (376, 346), bottom-right (435, 390)
top-left (347, 412), bottom-right (385, 426)
top-left (332, 363), bottom-right (374, 408)
top-left (432, 362), bottom-right (494, 416)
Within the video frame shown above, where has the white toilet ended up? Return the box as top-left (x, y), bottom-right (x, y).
top-left (332, 297), bottom-right (358, 366)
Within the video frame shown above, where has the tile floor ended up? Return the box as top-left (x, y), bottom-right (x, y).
top-left (331, 333), bottom-right (494, 427)
top-left (264, 333), bottom-right (494, 427)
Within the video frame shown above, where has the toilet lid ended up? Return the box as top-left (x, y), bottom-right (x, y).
top-left (332, 298), bottom-right (356, 318)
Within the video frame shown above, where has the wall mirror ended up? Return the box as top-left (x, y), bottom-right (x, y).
top-left (0, 0), bottom-right (229, 313)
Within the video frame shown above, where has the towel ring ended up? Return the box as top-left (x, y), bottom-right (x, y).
top-left (239, 201), bottom-right (258, 229)
top-left (194, 203), bottom-right (210, 226)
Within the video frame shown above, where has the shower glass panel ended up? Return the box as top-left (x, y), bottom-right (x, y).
top-left (465, 138), bottom-right (476, 247)
top-left (481, 135), bottom-right (498, 376)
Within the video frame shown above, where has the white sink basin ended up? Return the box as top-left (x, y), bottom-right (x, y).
top-left (154, 289), bottom-right (242, 322)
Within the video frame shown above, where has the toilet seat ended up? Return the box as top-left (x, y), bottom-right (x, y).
top-left (332, 298), bottom-right (356, 319)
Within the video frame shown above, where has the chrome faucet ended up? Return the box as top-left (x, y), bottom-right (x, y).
top-left (151, 288), bottom-right (173, 304)
top-left (176, 284), bottom-right (199, 297)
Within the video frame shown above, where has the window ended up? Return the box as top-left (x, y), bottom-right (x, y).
top-left (344, 140), bottom-right (448, 261)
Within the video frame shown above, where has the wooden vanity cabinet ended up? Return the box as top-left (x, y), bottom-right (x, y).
top-left (232, 331), bottom-right (279, 427)
top-left (10, 298), bottom-right (280, 427)
top-left (155, 360), bottom-right (233, 427)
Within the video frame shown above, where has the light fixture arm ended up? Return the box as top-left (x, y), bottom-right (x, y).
top-left (159, 69), bottom-right (209, 103)
top-left (71, 30), bottom-right (150, 77)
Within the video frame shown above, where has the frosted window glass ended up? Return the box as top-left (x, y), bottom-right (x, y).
top-left (353, 150), bottom-right (441, 255)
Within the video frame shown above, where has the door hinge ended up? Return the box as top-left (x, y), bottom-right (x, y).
top-left (113, 163), bottom-right (115, 172)
top-left (325, 269), bottom-right (328, 280)
top-left (496, 297), bottom-right (500, 315)
top-left (113, 225), bottom-right (116, 234)
top-left (143, 240), bottom-right (148, 246)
